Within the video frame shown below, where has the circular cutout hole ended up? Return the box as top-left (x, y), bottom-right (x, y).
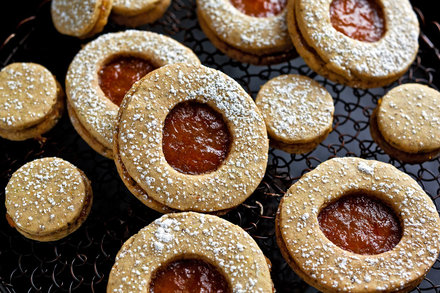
top-left (149, 259), bottom-right (231, 293)
top-left (330, 0), bottom-right (385, 42)
top-left (318, 193), bottom-right (402, 255)
top-left (98, 55), bottom-right (156, 106)
top-left (162, 101), bottom-right (232, 175)
top-left (230, 0), bottom-right (287, 18)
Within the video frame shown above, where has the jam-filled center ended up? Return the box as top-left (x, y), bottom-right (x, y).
top-left (98, 56), bottom-right (155, 106)
top-left (230, 0), bottom-right (287, 18)
top-left (330, 0), bottom-right (385, 42)
top-left (318, 194), bottom-right (402, 255)
top-left (149, 259), bottom-right (230, 293)
top-left (162, 101), bottom-right (231, 175)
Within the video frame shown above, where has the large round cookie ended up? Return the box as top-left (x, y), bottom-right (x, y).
top-left (107, 212), bottom-right (273, 292)
top-left (197, 0), bottom-right (295, 65)
top-left (287, 0), bottom-right (419, 88)
top-left (114, 63), bottom-right (269, 213)
top-left (66, 30), bottom-right (200, 159)
top-left (277, 157), bottom-right (440, 292)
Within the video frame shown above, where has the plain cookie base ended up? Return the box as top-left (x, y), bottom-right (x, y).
top-left (110, 0), bottom-right (171, 27)
top-left (0, 82), bottom-right (65, 141)
top-left (287, 0), bottom-right (408, 89)
top-left (8, 170), bottom-right (93, 242)
top-left (270, 129), bottom-right (330, 154)
top-left (198, 9), bottom-right (297, 65)
top-left (370, 109), bottom-right (440, 163)
top-left (67, 101), bottom-right (113, 159)
top-left (82, 0), bottom-right (113, 39)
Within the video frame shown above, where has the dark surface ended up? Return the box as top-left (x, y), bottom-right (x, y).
top-left (1, 0), bottom-right (440, 292)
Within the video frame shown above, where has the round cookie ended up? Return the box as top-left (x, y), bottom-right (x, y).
top-left (0, 63), bottom-right (64, 141)
top-left (287, 0), bottom-right (419, 88)
top-left (255, 74), bottom-right (334, 154)
top-left (107, 212), bottom-right (273, 292)
top-left (370, 83), bottom-right (440, 163)
top-left (51, 0), bottom-right (113, 39)
top-left (66, 30), bottom-right (200, 159)
top-left (196, 0), bottom-right (295, 65)
top-left (111, 0), bottom-right (171, 27)
top-left (276, 157), bottom-right (440, 293)
top-left (5, 157), bottom-right (93, 242)
top-left (114, 63), bottom-right (269, 213)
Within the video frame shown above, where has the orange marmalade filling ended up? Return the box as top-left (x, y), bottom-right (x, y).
top-left (99, 56), bottom-right (155, 106)
top-left (318, 194), bottom-right (402, 255)
top-left (330, 0), bottom-right (385, 42)
top-left (162, 101), bottom-right (231, 175)
top-left (230, 0), bottom-right (287, 18)
top-left (149, 259), bottom-right (230, 293)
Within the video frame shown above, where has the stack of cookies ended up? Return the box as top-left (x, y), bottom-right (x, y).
top-left (1, 0), bottom-right (440, 292)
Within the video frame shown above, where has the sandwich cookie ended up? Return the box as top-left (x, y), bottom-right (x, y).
top-left (276, 157), bottom-right (440, 292)
top-left (107, 212), bottom-right (273, 292)
top-left (5, 157), bottom-right (93, 242)
top-left (0, 63), bottom-right (64, 141)
top-left (256, 74), bottom-right (334, 154)
top-left (51, 0), bottom-right (113, 38)
top-left (197, 0), bottom-right (295, 65)
top-left (111, 0), bottom-right (171, 27)
top-left (287, 0), bottom-right (419, 88)
top-left (66, 30), bottom-right (200, 159)
top-left (370, 83), bottom-right (440, 163)
top-left (114, 63), bottom-right (268, 213)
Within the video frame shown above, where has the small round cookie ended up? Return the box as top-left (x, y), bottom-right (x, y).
top-left (111, 0), bottom-right (171, 27)
top-left (255, 74), bottom-right (334, 154)
top-left (197, 0), bottom-right (295, 65)
top-left (107, 212), bottom-right (273, 292)
top-left (0, 63), bottom-right (64, 141)
top-left (5, 158), bottom-right (93, 242)
top-left (51, 0), bottom-right (113, 39)
top-left (66, 30), bottom-right (200, 159)
top-left (114, 63), bottom-right (268, 213)
top-left (287, 0), bottom-right (419, 88)
top-left (276, 157), bottom-right (440, 293)
top-left (370, 84), bottom-right (440, 163)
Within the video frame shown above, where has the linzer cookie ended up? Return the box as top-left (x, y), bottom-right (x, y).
top-left (0, 63), bottom-right (64, 141)
top-left (370, 83), bottom-right (440, 163)
top-left (111, 0), bottom-right (171, 27)
top-left (114, 63), bottom-right (268, 213)
top-left (287, 0), bottom-right (419, 88)
top-left (5, 158), bottom-right (93, 242)
top-left (107, 212), bottom-right (273, 292)
top-left (196, 0), bottom-right (295, 65)
top-left (255, 74), bottom-right (334, 154)
top-left (51, 0), bottom-right (113, 38)
top-left (276, 157), bottom-right (440, 292)
top-left (66, 30), bottom-right (200, 159)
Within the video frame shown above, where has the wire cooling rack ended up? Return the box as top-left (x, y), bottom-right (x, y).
top-left (1, 0), bottom-right (439, 292)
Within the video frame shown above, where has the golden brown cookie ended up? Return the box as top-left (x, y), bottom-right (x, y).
top-left (114, 63), bottom-right (269, 213)
top-left (0, 63), bottom-right (64, 141)
top-left (51, 0), bottom-right (113, 39)
top-left (66, 30), bottom-right (200, 159)
top-left (370, 83), bottom-right (440, 163)
top-left (111, 0), bottom-right (171, 27)
top-left (255, 74), bottom-right (334, 154)
top-left (287, 0), bottom-right (419, 88)
top-left (276, 157), bottom-right (440, 293)
top-left (5, 157), bottom-right (93, 242)
top-left (196, 0), bottom-right (295, 65)
top-left (107, 212), bottom-right (273, 292)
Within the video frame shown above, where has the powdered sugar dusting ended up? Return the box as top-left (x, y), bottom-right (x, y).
top-left (51, 0), bottom-right (99, 37)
